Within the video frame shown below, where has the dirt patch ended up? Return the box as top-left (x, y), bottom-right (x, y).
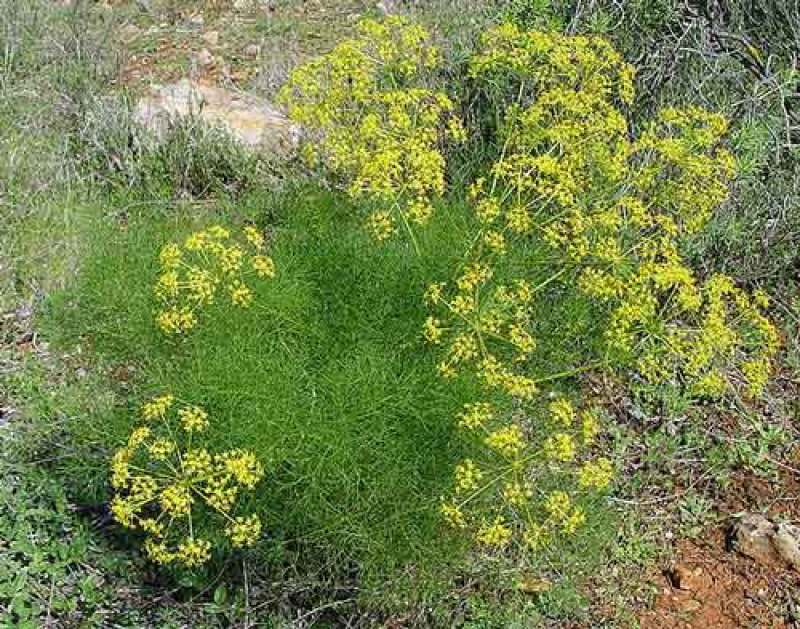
top-left (639, 467), bottom-right (800, 628)
top-left (640, 527), bottom-right (799, 628)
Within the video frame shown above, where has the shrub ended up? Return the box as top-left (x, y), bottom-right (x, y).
top-left (44, 14), bottom-right (779, 619)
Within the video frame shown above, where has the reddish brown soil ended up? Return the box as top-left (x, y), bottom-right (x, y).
top-left (639, 468), bottom-right (800, 628)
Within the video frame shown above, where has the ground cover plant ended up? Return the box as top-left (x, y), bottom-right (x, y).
top-left (2, 0), bottom-right (799, 626)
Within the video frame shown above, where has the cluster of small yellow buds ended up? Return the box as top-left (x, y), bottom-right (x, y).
top-left (279, 16), bottom-right (464, 244)
top-left (154, 224), bottom-right (276, 334)
top-left (109, 394), bottom-right (265, 567)
top-left (442, 393), bottom-right (614, 552)
top-left (466, 22), bottom-right (777, 400)
top-left (424, 265), bottom-right (538, 398)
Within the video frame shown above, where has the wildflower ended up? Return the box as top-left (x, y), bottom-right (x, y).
top-left (367, 210), bottom-right (395, 241)
top-left (148, 438), bottom-right (176, 461)
top-left (160, 483), bottom-right (193, 516)
top-left (543, 433), bottom-right (576, 462)
top-left (581, 409), bottom-right (600, 445)
top-left (485, 424), bottom-right (525, 457)
top-left (178, 405), bottom-right (208, 433)
top-left (144, 539), bottom-right (176, 564)
top-left (441, 502), bottom-right (467, 528)
top-left (177, 538), bottom-right (212, 567)
top-left (503, 481), bottom-right (532, 506)
top-left (549, 398), bottom-right (575, 427)
top-left (543, 491), bottom-right (572, 521)
top-left (142, 394), bottom-right (174, 421)
top-left (562, 506), bottom-right (586, 534)
top-left (424, 282), bottom-right (444, 305)
top-left (476, 517), bottom-right (512, 547)
top-left (524, 523), bottom-right (550, 550)
top-left (183, 448), bottom-right (213, 476)
top-left (230, 280), bottom-right (254, 307)
top-left (252, 255), bottom-right (276, 279)
top-left (243, 225), bottom-right (265, 250)
top-left (422, 316), bottom-right (444, 344)
top-left (219, 450), bottom-right (264, 489)
top-left (577, 458), bottom-right (614, 490)
top-left (110, 497), bottom-right (136, 528)
top-left (455, 459), bottom-right (483, 493)
top-left (159, 243), bottom-right (182, 269)
top-left (457, 402), bottom-right (493, 429)
top-left (483, 230), bottom-right (507, 255)
top-left (226, 514), bottom-right (262, 548)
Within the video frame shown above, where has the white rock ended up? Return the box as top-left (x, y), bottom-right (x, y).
top-left (203, 30), bottom-right (219, 47)
top-left (133, 79), bottom-right (299, 154)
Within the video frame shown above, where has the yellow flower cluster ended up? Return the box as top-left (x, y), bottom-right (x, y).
top-left (279, 16), bottom-right (464, 242)
top-left (423, 266), bottom-right (538, 399)
top-left (441, 397), bottom-right (613, 550)
top-left (110, 394), bottom-right (265, 567)
top-left (155, 225), bottom-right (276, 334)
top-left (466, 24), bottom-right (777, 398)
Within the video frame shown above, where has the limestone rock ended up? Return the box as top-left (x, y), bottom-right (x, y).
top-left (133, 79), bottom-right (299, 155)
top-left (728, 513), bottom-right (800, 570)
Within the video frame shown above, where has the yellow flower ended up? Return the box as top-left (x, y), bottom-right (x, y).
top-left (142, 394), bottom-right (174, 421)
top-left (549, 398), bottom-right (575, 427)
top-left (543, 433), bottom-right (576, 462)
top-left (159, 243), bottom-right (182, 269)
top-left (422, 316), bottom-right (444, 344)
top-left (581, 409), bottom-right (600, 445)
top-left (244, 225), bottom-right (265, 250)
top-left (183, 448), bottom-right (213, 476)
top-left (483, 230), bottom-right (507, 255)
top-left (230, 280), bottom-right (254, 307)
top-left (160, 483), bottom-right (193, 516)
top-left (424, 282), bottom-right (444, 305)
top-left (485, 424), bottom-right (525, 457)
top-left (562, 506), bottom-right (586, 534)
top-left (524, 523), bottom-right (550, 550)
top-left (226, 514), bottom-right (263, 548)
top-left (144, 539), bottom-right (176, 564)
top-left (177, 538), bottom-right (212, 567)
top-left (476, 517), bottom-right (512, 547)
top-left (148, 437), bottom-right (176, 461)
top-left (178, 405), bottom-right (209, 433)
top-left (441, 502), bottom-right (467, 528)
top-left (454, 459), bottom-right (483, 493)
top-left (543, 490), bottom-right (572, 521)
top-left (577, 458), bottom-right (614, 490)
top-left (367, 210), bottom-right (395, 241)
top-left (252, 255), bottom-right (276, 279)
top-left (219, 450), bottom-right (265, 489)
top-left (110, 496), bottom-right (137, 528)
top-left (155, 271), bottom-right (180, 299)
top-left (503, 481), bottom-right (532, 506)
top-left (457, 401), bottom-right (493, 429)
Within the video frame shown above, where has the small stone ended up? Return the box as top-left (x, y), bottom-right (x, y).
top-left (243, 43), bottom-right (260, 58)
top-left (678, 599), bottom-right (703, 613)
top-left (773, 523), bottom-right (800, 570)
top-left (377, 0), bottom-right (398, 14)
top-left (120, 24), bottom-right (141, 42)
top-left (133, 79), bottom-right (299, 154)
top-left (203, 30), bottom-right (219, 47)
top-left (729, 513), bottom-right (780, 564)
top-left (668, 564), bottom-right (704, 591)
top-left (729, 513), bottom-right (800, 570)
top-left (195, 48), bottom-right (214, 67)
